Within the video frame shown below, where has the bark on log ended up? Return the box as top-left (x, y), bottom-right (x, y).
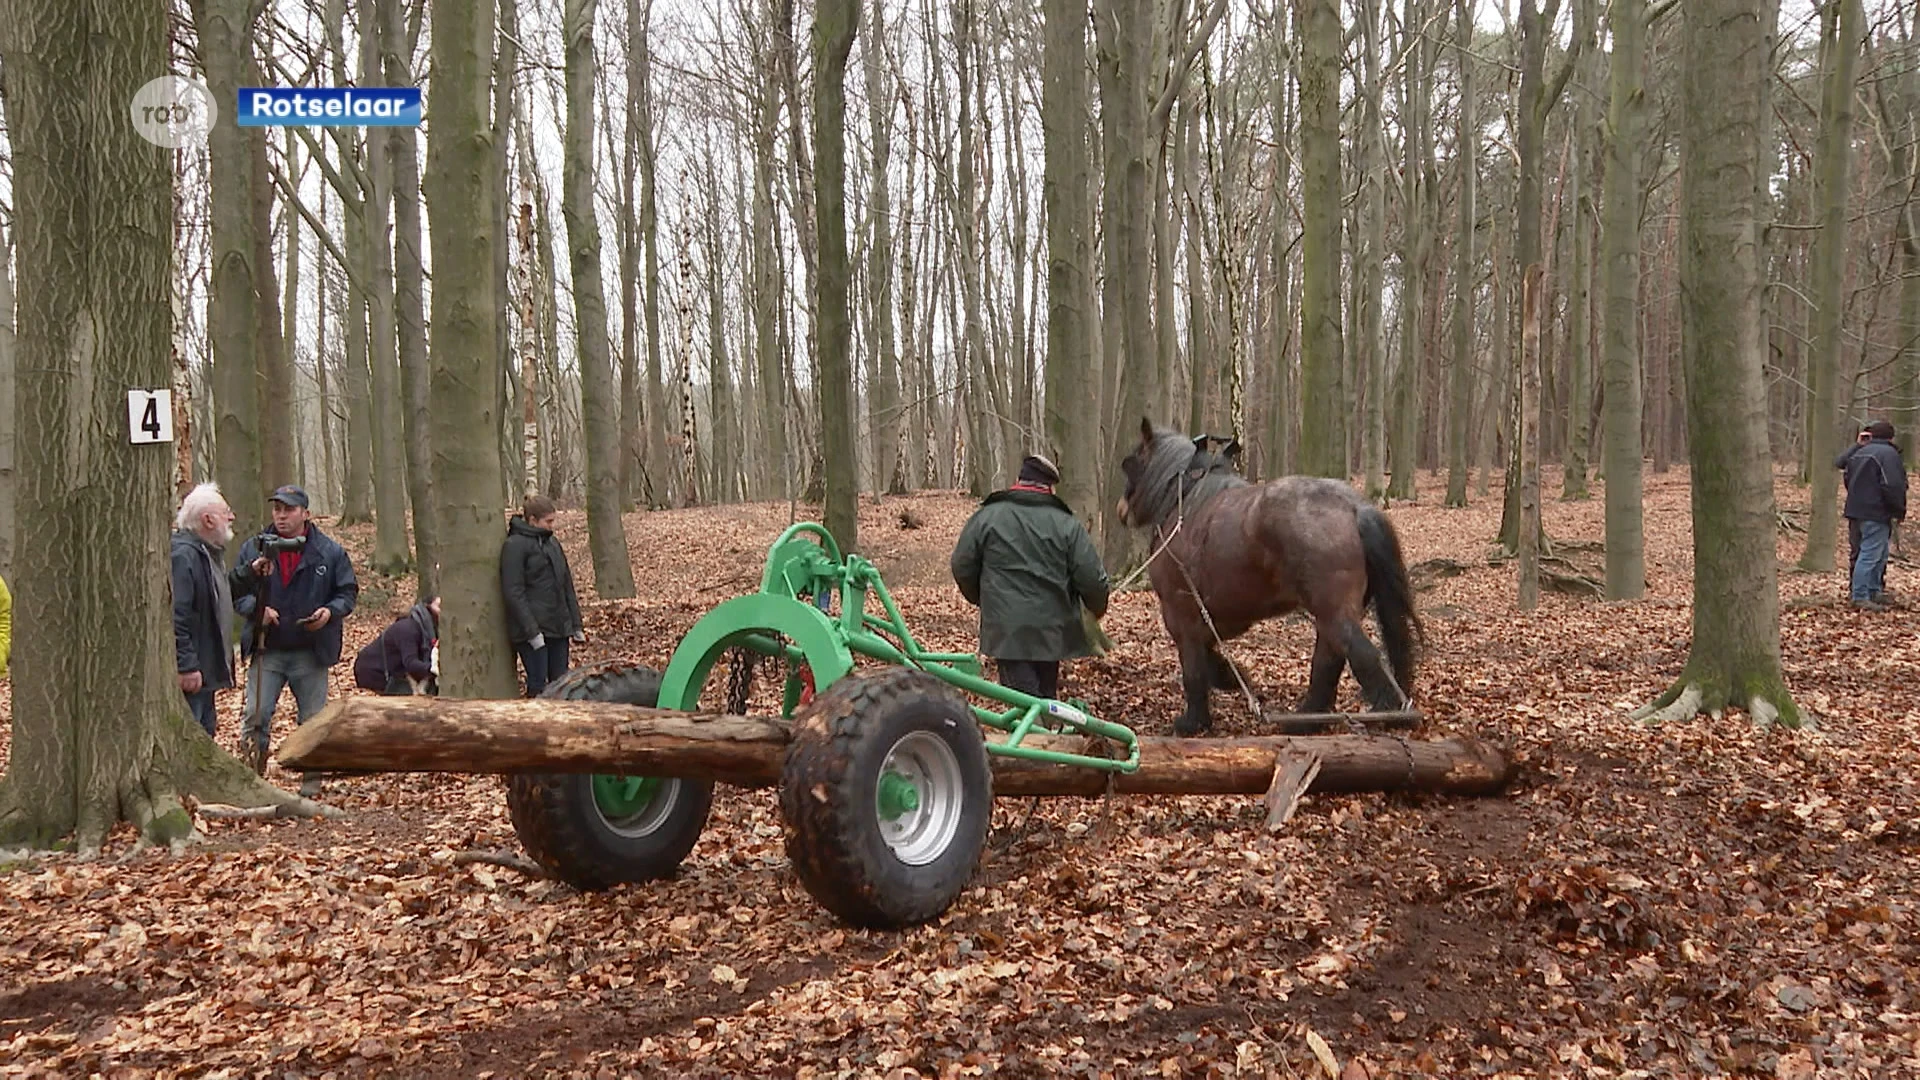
top-left (277, 696), bottom-right (1512, 797)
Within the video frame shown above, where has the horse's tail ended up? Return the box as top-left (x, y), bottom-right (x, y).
top-left (1357, 506), bottom-right (1423, 701)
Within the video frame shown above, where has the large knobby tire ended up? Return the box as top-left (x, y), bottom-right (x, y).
top-left (779, 668), bottom-right (991, 929)
top-left (505, 664), bottom-right (714, 890)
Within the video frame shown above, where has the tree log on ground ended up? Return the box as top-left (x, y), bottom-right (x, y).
top-left (279, 697), bottom-right (1512, 798)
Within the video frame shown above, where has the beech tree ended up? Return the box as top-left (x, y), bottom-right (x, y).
top-left (0, 0), bottom-right (313, 848)
top-left (1634, 0), bottom-right (1798, 727)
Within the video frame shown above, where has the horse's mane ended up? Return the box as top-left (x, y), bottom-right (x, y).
top-left (1129, 427), bottom-right (1248, 527)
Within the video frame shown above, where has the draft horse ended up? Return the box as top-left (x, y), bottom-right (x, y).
top-left (1117, 419), bottom-right (1423, 735)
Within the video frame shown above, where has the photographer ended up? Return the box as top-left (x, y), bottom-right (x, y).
top-left (232, 485), bottom-right (358, 790)
top-left (1835, 421), bottom-right (1907, 612)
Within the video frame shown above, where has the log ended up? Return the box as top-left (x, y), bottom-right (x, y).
top-left (277, 696), bottom-right (1512, 797)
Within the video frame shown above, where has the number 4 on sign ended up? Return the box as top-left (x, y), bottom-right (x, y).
top-left (127, 389), bottom-right (174, 444)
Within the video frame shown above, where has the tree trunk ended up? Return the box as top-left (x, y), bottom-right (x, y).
top-left (1499, 0), bottom-right (1575, 551)
top-left (815, 0), bottom-right (860, 549)
top-left (1798, 0), bottom-right (1862, 574)
top-left (191, 0), bottom-right (265, 542)
top-left (1445, 0), bottom-right (1477, 508)
top-left (1267, 22), bottom-right (1295, 479)
top-left (0, 210), bottom-right (18, 580)
top-left (493, 0), bottom-right (521, 506)
top-left (339, 195), bottom-right (376, 525)
top-left (1601, 0), bottom-right (1646, 598)
top-left (955, 0), bottom-right (997, 498)
top-left (277, 695), bottom-right (1514, 798)
top-left (358, 0), bottom-right (411, 574)
top-left (1636, 0), bottom-right (1799, 727)
top-left (705, 171), bottom-right (738, 503)
top-left (635, 0), bottom-right (670, 509)
top-left (1297, 0), bottom-right (1345, 479)
top-left (1390, 0), bottom-right (1430, 503)
top-left (1095, 0), bottom-right (1155, 564)
top-left (752, 0), bottom-right (786, 501)
top-left (425, 0), bottom-right (518, 700)
top-left (1519, 266), bottom-right (1543, 609)
top-left (0, 0), bottom-right (311, 849)
top-left (862, 0), bottom-right (903, 495)
top-left (619, 0), bottom-right (651, 509)
top-left (316, 200), bottom-right (337, 512)
top-left (383, 0), bottom-right (436, 598)
top-left (562, 0), bottom-right (638, 597)
top-left (280, 131), bottom-right (304, 496)
top-left (251, 128), bottom-right (296, 495)
top-left (1358, 0), bottom-right (1388, 499)
top-left (1560, 0), bottom-right (1597, 499)
top-left (1043, 0), bottom-right (1098, 518)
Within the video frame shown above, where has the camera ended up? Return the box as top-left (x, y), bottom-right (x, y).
top-left (257, 532), bottom-right (307, 555)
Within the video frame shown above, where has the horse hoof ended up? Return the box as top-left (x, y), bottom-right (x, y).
top-left (1172, 716), bottom-right (1212, 737)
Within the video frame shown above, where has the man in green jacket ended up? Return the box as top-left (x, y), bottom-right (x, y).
top-left (950, 454), bottom-right (1110, 700)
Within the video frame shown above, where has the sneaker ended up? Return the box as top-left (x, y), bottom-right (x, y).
top-left (1851, 598), bottom-right (1889, 613)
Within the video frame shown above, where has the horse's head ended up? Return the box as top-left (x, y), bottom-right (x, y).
top-left (1118, 417), bottom-right (1241, 528)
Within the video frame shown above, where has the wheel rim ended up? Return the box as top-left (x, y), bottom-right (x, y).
top-left (875, 731), bottom-right (965, 867)
top-left (590, 774), bottom-right (679, 837)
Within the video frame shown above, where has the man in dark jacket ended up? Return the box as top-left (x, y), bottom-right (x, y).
top-left (950, 454), bottom-right (1111, 700)
top-left (1836, 420), bottom-right (1908, 611)
top-left (170, 482), bottom-right (245, 736)
top-left (353, 597), bottom-right (439, 695)
top-left (232, 485), bottom-right (358, 785)
top-left (501, 494), bottom-right (585, 697)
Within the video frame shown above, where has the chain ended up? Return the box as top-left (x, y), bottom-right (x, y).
top-left (725, 647), bottom-right (755, 715)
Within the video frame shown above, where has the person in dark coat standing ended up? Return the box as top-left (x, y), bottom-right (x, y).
top-left (1836, 420), bottom-right (1908, 611)
top-left (950, 454), bottom-right (1111, 700)
top-left (353, 597), bottom-right (440, 695)
top-left (501, 494), bottom-right (585, 697)
top-left (170, 482), bottom-right (246, 736)
top-left (232, 485), bottom-right (359, 789)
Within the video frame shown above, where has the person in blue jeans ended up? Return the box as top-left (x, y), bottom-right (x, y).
top-left (232, 485), bottom-right (358, 793)
top-left (501, 494), bottom-right (585, 697)
top-left (1836, 420), bottom-right (1907, 612)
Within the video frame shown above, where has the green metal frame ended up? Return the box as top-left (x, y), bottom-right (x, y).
top-left (655, 522), bottom-right (1139, 774)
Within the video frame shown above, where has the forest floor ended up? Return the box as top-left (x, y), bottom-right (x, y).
top-left (1, 466), bottom-right (1918, 1079)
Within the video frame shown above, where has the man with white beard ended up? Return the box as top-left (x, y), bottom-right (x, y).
top-left (171, 482), bottom-right (243, 736)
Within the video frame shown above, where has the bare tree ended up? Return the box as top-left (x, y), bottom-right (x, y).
top-left (1297, 0), bottom-right (1346, 478)
top-left (1601, 0), bottom-right (1646, 597)
top-left (426, 0), bottom-right (517, 699)
top-left (1798, 0), bottom-right (1864, 574)
top-left (1445, 0), bottom-right (1477, 508)
top-left (563, 0), bottom-right (638, 596)
top-left (1634, 0), bottom-right (1798, 728)
top-left (0, 0), bottom-right (310, 848)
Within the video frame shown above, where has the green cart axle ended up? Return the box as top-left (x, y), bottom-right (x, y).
top-left (655, 522), bottom-right (1139, 773)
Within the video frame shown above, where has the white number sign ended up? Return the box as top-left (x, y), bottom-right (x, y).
top-left (127, 389), bottom-right (175, 444)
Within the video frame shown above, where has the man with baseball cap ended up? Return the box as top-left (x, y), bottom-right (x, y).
top-left (950, 454), bottom-right (1110, 700)
top-left (1836, 420), bottom-right (1907, 611)
top-left (231, 483), bottom-right (358, 792)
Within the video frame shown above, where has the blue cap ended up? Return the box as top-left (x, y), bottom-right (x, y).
top-left (268, 484), bottom-right (309, 509)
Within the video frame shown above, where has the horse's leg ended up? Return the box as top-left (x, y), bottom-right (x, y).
top-left (1296, 626), bottom-right (1346, 713)
top-left (1337, 619), bottom-right (1408, 711)
top-left (1207, 647), bottom-right (1256, 696)
top-left (1172, 636), bottom-right (1216, 736)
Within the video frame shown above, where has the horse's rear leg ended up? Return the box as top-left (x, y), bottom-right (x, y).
top-left (1173, 637), bottom-right (1216, 736)
top-left (1297, 631), bottom-right (1345, 713)
top-left (1337, 620), bottom-right (1409, 711)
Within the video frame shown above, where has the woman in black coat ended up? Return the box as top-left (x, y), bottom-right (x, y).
top-left (500, 494), bottom-right (585, 697)
top-left (352, 597), bottom-right (440, 695)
